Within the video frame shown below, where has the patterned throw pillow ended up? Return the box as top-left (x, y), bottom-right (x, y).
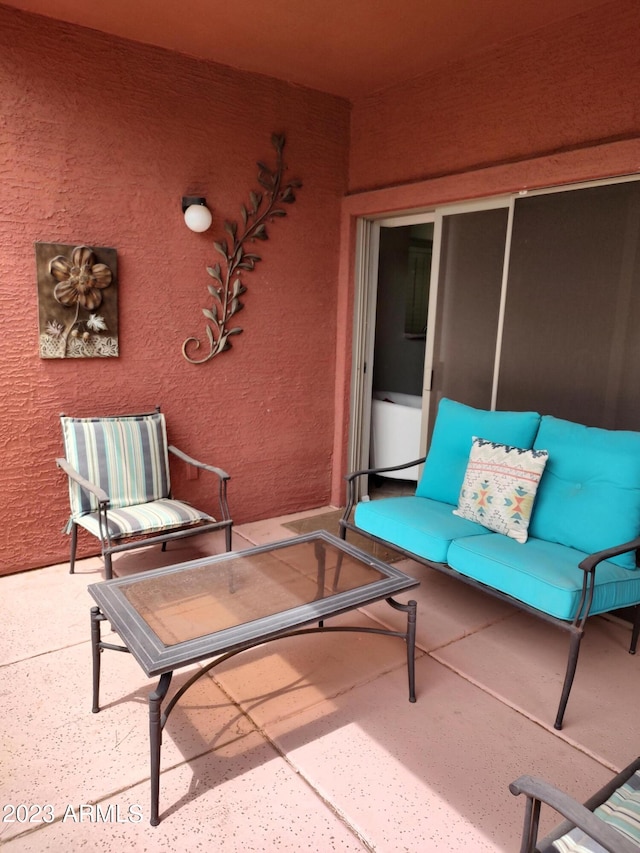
top-left (453, 437), bottom-right (549, 543)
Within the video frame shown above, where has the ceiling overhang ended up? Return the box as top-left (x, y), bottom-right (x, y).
top-left (1, 0), bottom-right (610, 99)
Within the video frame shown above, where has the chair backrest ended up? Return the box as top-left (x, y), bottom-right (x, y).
top-left (61, 411), bottom-right (171, 519)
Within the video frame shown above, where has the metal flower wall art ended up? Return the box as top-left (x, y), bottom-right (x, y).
top-left (182, 134), bottom-right (301, 364)
top-left (36, 243), bottom-right (118, 358)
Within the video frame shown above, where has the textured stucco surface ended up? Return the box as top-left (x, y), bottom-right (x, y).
top-left (348, 0), bottom-right (640, 193)
top-left (329, 0), bottom-right (640, 506)
top-left (5, 1), bottom-right (640, 574)
top-left (0, 5), bottom-right (349, 574)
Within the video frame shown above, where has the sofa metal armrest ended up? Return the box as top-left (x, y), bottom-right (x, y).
top-left (56, 457), bottom-right (109, 504)
top-left (578, 536), bottom-right (640, 572)
top-left (510, 775), bottom-right (639, 853)
top-left (344, 456), bottom-right (427, 484)
top-left (168, 445), bottom-right (230, 480)
top-left (342, 457), bottom-right (427, 520)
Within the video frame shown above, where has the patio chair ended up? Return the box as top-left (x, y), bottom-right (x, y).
top-left (57, 408), bottom-right (232, 579)
top-left (510, 757), bottom-right (640, 852)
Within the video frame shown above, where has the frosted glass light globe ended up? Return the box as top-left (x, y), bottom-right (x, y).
top-left (184, 203), bottom-right (212, 233)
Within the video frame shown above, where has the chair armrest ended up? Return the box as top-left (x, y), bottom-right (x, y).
top-left (56, 457), bottom-right (109, 504)
top-left (168, 445), bottom-right (230, 480)
top-left (509, 775), bottom-right (639, 853)
top-left (578, 537), bottom-right (640, 572)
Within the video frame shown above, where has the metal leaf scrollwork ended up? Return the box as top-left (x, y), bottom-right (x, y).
top-left (182, 134), bottom-right (301, 364)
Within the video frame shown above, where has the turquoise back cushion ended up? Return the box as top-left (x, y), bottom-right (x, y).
top-left (530, 416), bottom-right (640, 569)
top-left (416, 398), bottom-right (541, 506)
top-left (61, 412), bottom-right (171, 518)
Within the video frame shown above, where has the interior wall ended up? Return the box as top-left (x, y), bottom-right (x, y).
top-left (372, 227), bottom-right (426, 397)
top-left (0, 5), bottom-right (349, 575)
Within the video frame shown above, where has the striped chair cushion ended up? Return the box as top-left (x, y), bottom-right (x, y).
top-left (76, 499), bottom-right (214, 541)
top-left (61, 412), bottom-right (170, 519)
top-left (553, 770), bottom-right (640, 852)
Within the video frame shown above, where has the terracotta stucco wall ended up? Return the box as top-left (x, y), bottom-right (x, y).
top-left (5, 1), bottom-right (640, 573)
top-left (348, 0), bottom-right (640, 193)
top-left (331, 0), bottom-right (640, 503)
top-left (0, 6), bottom-right (349, 575)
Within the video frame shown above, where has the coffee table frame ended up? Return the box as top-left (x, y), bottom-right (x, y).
top-left (88, 531), bottom-right (419, 825)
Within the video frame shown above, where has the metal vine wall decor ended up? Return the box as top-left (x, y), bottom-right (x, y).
top-left (182, 134), bottom-right (301, 364)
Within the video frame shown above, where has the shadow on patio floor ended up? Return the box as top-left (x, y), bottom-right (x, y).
top-left (1, 507), bottom-right (638, 851)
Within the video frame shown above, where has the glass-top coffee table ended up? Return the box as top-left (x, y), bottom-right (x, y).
top-left (88, 530), bottom-right (420, 825)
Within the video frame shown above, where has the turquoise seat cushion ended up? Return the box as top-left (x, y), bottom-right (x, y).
top-left (447, 533), bottom-right (640, 620)
top-left (77, 498), bottom-right (214, 541)
top-left (416, 398), bottom-right (541, 506)
top-left (354, 496), bottom-right (490, 563)
top-left (531, 416), bottom-right (640, 569)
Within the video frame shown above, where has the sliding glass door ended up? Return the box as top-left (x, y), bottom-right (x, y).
top-left (350, 174), bottom-right (640, 480)
top-left (422, 176), bottom-right (640, 439)
top-left (497, 180), bottom-right (640, 430)
top-left (427, 205), bottom-right (509, 431)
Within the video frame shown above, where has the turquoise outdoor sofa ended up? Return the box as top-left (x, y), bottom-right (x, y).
top-left (340, 398), bottom-right (640, 729)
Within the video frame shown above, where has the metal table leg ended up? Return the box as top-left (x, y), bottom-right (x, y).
top-left (90, 607), bottom-right (104, 713)
top-left (90, 606), bottom-right (129, 714)
top-left (386, 597), bottom-right (418, 702)
top-left (90, 588), bottom-right (419, 826)
top-left (149, 672), bottom-right (173, 827)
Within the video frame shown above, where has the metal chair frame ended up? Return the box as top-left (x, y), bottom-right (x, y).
top-left (510, 758), bottom-right (640, 852)
top-left (57, 407), bottom-right (232, 579)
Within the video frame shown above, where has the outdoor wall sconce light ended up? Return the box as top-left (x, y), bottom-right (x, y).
top-left (182, 196), bottom-right (212, 233)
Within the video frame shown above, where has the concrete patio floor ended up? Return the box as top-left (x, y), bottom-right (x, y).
top-left (2, 506), bottom-right (639, 851)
